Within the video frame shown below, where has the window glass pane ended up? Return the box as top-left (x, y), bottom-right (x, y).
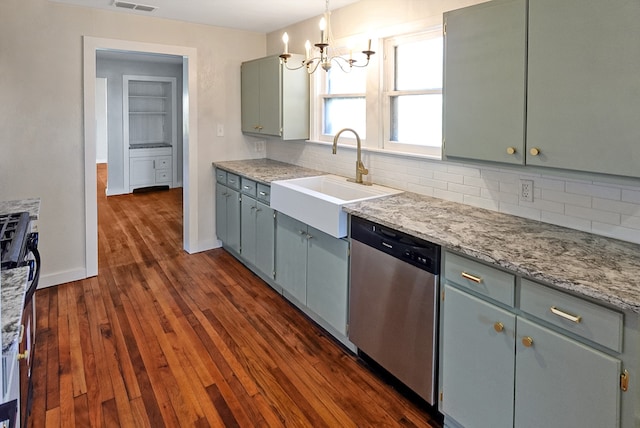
top-left (327, 63), bottom-right (367, 94)
top-left (395, 37), bottom-right (443, 91)
top-left (323, 97), bottom-right (366, 137)
top-left (390, 94), bottom-right (441, 146)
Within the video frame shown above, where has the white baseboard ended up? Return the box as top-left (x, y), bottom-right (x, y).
top-left (188, 238), bottom-right (222, 254)
top-left (105, 187), bottom-right (128, 196)
top-left (38, 267), bottom-right (88, 289)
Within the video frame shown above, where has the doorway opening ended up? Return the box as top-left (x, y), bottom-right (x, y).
top-left (83, 37), bottom-right (199, 277)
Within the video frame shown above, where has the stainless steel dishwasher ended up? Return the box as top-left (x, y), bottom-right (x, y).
top-left (349, 216), bottom-right (440, 404)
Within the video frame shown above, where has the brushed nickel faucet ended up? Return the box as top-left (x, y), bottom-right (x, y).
top-left (332, 128), bottom-right (370, 185)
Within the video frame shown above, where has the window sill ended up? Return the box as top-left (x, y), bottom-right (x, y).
top-left (305, 139), bottom-right (442, 161)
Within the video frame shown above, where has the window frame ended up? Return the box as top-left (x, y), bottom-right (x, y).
top-left (382, 27), bottom-right (443, 157)
top-left (315, 48), bottom-right (367, 146)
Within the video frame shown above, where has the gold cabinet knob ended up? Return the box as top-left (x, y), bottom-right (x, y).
top-left (17, 349), bottom-right (29, 361)
top-left (506, 147), bottom-right (516, 155)
top-left (494, 322), bottom-right (504, 333)
top-left (522, 336), bottom-right (534, 348)
top-left (529, 147), bottom-right (540, 156)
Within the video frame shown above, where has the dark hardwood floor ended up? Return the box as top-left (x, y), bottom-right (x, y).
top-left (28, 163), bottom-right (442, 427)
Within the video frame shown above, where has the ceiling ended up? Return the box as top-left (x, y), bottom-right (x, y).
top-left (49, 0), bottom-right (361, 33)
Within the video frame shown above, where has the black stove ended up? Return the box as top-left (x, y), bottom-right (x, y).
top-left (0, 212), bottom-right (31, 270)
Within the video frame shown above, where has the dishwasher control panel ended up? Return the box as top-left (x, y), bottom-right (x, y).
top-left (351, 216), bottom-right (440, 274)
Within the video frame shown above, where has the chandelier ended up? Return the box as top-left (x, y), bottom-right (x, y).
top-left (279, 0), bottom-right (375, 74)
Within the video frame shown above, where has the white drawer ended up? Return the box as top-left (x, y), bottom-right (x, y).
top-left (520, 279), bottom-right (623, 353)
top-left (155, 169), bottom-right (171, 183)
top-left (156, 156), bottom-right (171, 169)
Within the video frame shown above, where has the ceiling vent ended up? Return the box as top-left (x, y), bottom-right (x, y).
top-left (114, 1), bottom-right (157, 12)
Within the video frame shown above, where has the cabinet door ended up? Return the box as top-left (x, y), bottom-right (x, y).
top-left (130, 157), bottom-right (156, 187)
top-left (215, 183), bottom-right (228, 243)
top-left (443, 0), bottom-right (527, 164)
top-left (241, 60), bottom-right (261, 134)
top-left (441, 284), bottom-right (515, 428)
top-left (515, 317), bottom-right (621, 428)
top-left (254, 202), bottom-right (275, 279)
top-left (275, 213), bottom-right (308, 304)
top-left (240, 197), bottom-right (257, 264)
top-left (225, 189), bottom-right (241, 254)
top-left (527, 0), bottom-right (640, 177)
top-left (306, 227), bottom-right (349, 335)
top-left (258, 56), bottom-right (282, 137)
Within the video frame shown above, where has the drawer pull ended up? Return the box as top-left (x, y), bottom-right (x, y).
top-left (522, 336), bottom-right (533, 348)
top-left (243, 185), bottom-right (251, 190)
top-left (259, 191), bottom-right (268, 196)
top-left (550, 306), bottom-right (582, 323)
top-left (17, 349), bottom-right (29, 361)
top-left (461, 271), bottom-right (483, 284)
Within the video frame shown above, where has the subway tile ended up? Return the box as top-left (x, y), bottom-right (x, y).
top-left (448, 182), bottom-right (481, 197)
top-left (420, 177), bottom-right (449, 191)
top-left (407, 182), bottom-right (435, 197)
top-left (592, 198), bottom-right (640, 216)
top-left (481, 188), bottom-right (518, 204)
top-left (447, 164), bottom-right (481, 177)
top-left (519, 198), bottom-right (564, 214)
top-left (541, 188), bottom-right (591, 207)
top-left (463, 195), bottom-right (499, 211)
top-left (536, 177), bottom-right (566, 191)
top-left (433, 188), bottom-right (464, 203)
top-left (591, 222), bottom-right (640, 244)
top-left (565, 204), bottom-right (621, 225)
top-left (433, 171), bottom-right (464, 184)
top-left (541, 212), bottom-right (592, 232)
top-left (565, 182), bottom-right (621, 201)
top-left (622, 189), bottom-right (640, 204)
top-left (499, 181), bottom-right (518, 194)
top-left (622, 215), bottom-right (640, 230)
top-left (498, 202), bottom-right (541, 220)
top-left (463, 176), bottom-right (500, 191)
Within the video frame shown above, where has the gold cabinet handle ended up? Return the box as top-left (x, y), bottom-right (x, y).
top-left (550, 306), bottom-right (582, 323)
top-left (461, 271), bottom-right (483, 284)
top-left (494, 322), bottom-right (504, 333)
top-left (522, 336), bottom-right (533, 348)
top-left (506, 147), bottom-right (516, 155)
top-left (529, 147), bottom-right (540, 156)
top-left (17, 349), bottom-right (29, 361)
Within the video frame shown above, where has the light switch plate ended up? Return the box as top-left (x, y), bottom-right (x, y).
top-left (216, 123), bottom-right (224, 137)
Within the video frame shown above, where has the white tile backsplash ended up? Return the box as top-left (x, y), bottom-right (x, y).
top-left (266, 140), bottom-right (640, 246)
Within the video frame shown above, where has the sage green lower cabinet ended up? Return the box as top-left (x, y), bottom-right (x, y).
top-left (514, 317), bottom-right (621, 428)
top-left (441, 284), bottom-right (515, 428)
top-left (240, 197), bottom-right (275, 280)
top-left (275, 213), bottom-right (350, 337)
top-left (215, 182), bottom-right (240, 254)
top-left (440, 250), bottom-right (631, 428)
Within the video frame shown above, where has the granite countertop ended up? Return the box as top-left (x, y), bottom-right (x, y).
top-left (1, 267), bottom-right (28, 353)
top-left (0, 198), bottom-right (40, 220)
top-left (214, 159), bottom-right (325, 185)
top-left (214, 159), bottom-right (640, 314)
top-left (343, 192), bottom-right (640, 314)
top-left (1, 198), bottom-right (41, 353)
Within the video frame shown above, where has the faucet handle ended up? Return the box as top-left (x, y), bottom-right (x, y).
top-left (358, 161), bottom-right (369, 175)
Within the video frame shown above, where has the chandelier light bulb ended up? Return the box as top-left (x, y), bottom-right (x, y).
top-left (282, 32), bottom-right (289, 54)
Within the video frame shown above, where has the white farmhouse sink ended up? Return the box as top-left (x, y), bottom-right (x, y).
top-left (271, 175), bottom-right (402, 238)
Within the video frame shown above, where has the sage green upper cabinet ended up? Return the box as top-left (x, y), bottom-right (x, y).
top-left (526, 0), bottom-right (640, 177)
top-left (241, 54), bottom-right (309, 140)
top-left (443, 0), bottom-right (527, 164)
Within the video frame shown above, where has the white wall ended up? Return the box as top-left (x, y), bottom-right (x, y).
top-left (0, 0), bottom-right (266, 285)
top-left (266, 0), bottom-right (640, 246)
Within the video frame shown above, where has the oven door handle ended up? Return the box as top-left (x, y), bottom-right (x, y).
top-left (24, 246), bottom-right (40, 308)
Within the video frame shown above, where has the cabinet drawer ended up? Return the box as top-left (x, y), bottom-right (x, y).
top-left (445, 252), bottom-right (515, 306)
top-left (241, 177), bottom-right (257, 198)
top-left (156, 156), bottom-right (171, 170)
top-left (216, 169), bottom-right (227, 184)
top-left (257, 183), bottom-right (271, 204)
top-left (226, 173), bottom-right (240, 190)
top-left (520, 279), bottom-right (623, 352)
top-left (155, 169), bottom-right (171, 183)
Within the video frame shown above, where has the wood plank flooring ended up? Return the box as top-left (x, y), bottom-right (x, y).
top-left (28, 163), bottom-right (442, 427)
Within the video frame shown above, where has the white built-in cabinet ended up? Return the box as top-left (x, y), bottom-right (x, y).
top-left (124, 75), bottom-right (178, 192)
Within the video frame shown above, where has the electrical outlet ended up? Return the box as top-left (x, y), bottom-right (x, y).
top-left (255, 140), bottom-right (265, 153)
top-left (520, 179), bottom-right (534, 202)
